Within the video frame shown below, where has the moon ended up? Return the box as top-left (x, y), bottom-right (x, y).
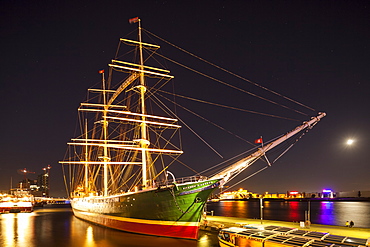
top-left (346, 139), bottom-right (354, 145)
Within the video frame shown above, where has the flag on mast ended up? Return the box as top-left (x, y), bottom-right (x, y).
top-left (129, 17), bottom-right (140, 24)
top-left (255, 137), bottom-right (263, 144)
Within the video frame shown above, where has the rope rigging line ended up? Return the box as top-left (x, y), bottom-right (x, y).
top-left (152, 90), bottom-right (309, 178)
top-left (220, 166), bottom-right (269, 194)
top-left (199, 148), bottom-right (255, 175)
top-left (152, 91), bottom-right (287, 180)
top-left (221, 130), bottom-right (310, 193)
top-left (143, 28), bottom-right (316, 113)
top-left (196, 126), bottom-right (300, 177)
top-left (157, 92), bottom-right (255, 146)
top-left (271, 126), bottom-right (312, 164)
top-left (149, 93), bottom-right (224, 159)
top-left (154, 51), bottom-right (309, 117)
top-left (157, 89), bottom-right (301, 122)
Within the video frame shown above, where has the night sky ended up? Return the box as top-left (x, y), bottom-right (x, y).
top-left (1, 1), bottom-right (369, 197)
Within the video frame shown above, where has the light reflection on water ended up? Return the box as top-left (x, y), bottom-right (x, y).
top-left (318, 201), bottom-right (336, 225)
top-left (287, 201), bottom-right (300, 221)
top-left (207, 200), bottom-right (370, 228)
top-left (324, 201), bottom-right (370, 227)
top-left (0, 208), bottom-right (219, 247)
top-left (84, 226), bottom-right (96, 247)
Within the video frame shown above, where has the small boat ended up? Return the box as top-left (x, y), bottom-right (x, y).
top-left (0, 191), bottom-right (34, 213)
top-left (60, 18), bottom-right (325, 239)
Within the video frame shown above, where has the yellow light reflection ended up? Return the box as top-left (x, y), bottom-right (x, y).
top-left (84, 226), bottom-right (96, 247)
top-left (16, 213), bottom-right (34, 246)
top-left (1, 214), bottom-right (15, 246)
top-left (0, 212), bottom-right (34, 247)
top-left (197, 233), bottom-right (210, 247)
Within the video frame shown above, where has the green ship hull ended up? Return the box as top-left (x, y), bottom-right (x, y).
top-left (72, 178), bottom-right (221, 239)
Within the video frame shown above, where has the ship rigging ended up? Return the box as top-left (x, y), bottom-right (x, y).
top-left (60, 18), bottom-right (325, 239)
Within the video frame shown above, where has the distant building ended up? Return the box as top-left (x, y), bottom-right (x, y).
top-left (337, 190), bottom-right (370, 198)
top-left (37, 171), bottom-right (50, 197)
top-left (15, 166), bottom-right (51, 197)
top-left (219, 189), bottom-right (258, 200)
top-left (218, 188), bottom-right (370, 200)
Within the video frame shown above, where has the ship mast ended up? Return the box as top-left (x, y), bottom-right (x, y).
top-left (84, 120), bottom-right (89, 194)
top-left (136, 18), bottom-right (149, 189)
top-left (60, 19), bottom-right (180, 195)
top-left (101, 70), bottom-right (109, 196)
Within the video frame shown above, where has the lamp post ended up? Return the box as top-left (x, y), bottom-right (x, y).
top-left (306, 200), bottom-right (311, 228)
top-left (260, 197), bottom-right (263, 224)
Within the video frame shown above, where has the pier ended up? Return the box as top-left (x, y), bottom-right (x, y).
top-left (201, 216), bottom-right (370, 238)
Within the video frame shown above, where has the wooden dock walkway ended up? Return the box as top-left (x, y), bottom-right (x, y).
top-left (200, 216), bottom-right (370, 239)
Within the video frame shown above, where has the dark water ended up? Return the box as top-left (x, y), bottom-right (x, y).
top-left (0, 207), bottom-right (218, 247)
top-left (206, 200), bottom-right (370, 228)
top-left (2, 201), bottom-right (369, 246)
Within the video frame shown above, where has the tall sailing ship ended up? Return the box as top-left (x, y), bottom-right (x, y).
top-left (60, 18), bottom-right (325, 239)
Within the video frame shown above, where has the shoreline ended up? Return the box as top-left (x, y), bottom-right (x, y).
top-left (212, 197), bottom-right (370, 202)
